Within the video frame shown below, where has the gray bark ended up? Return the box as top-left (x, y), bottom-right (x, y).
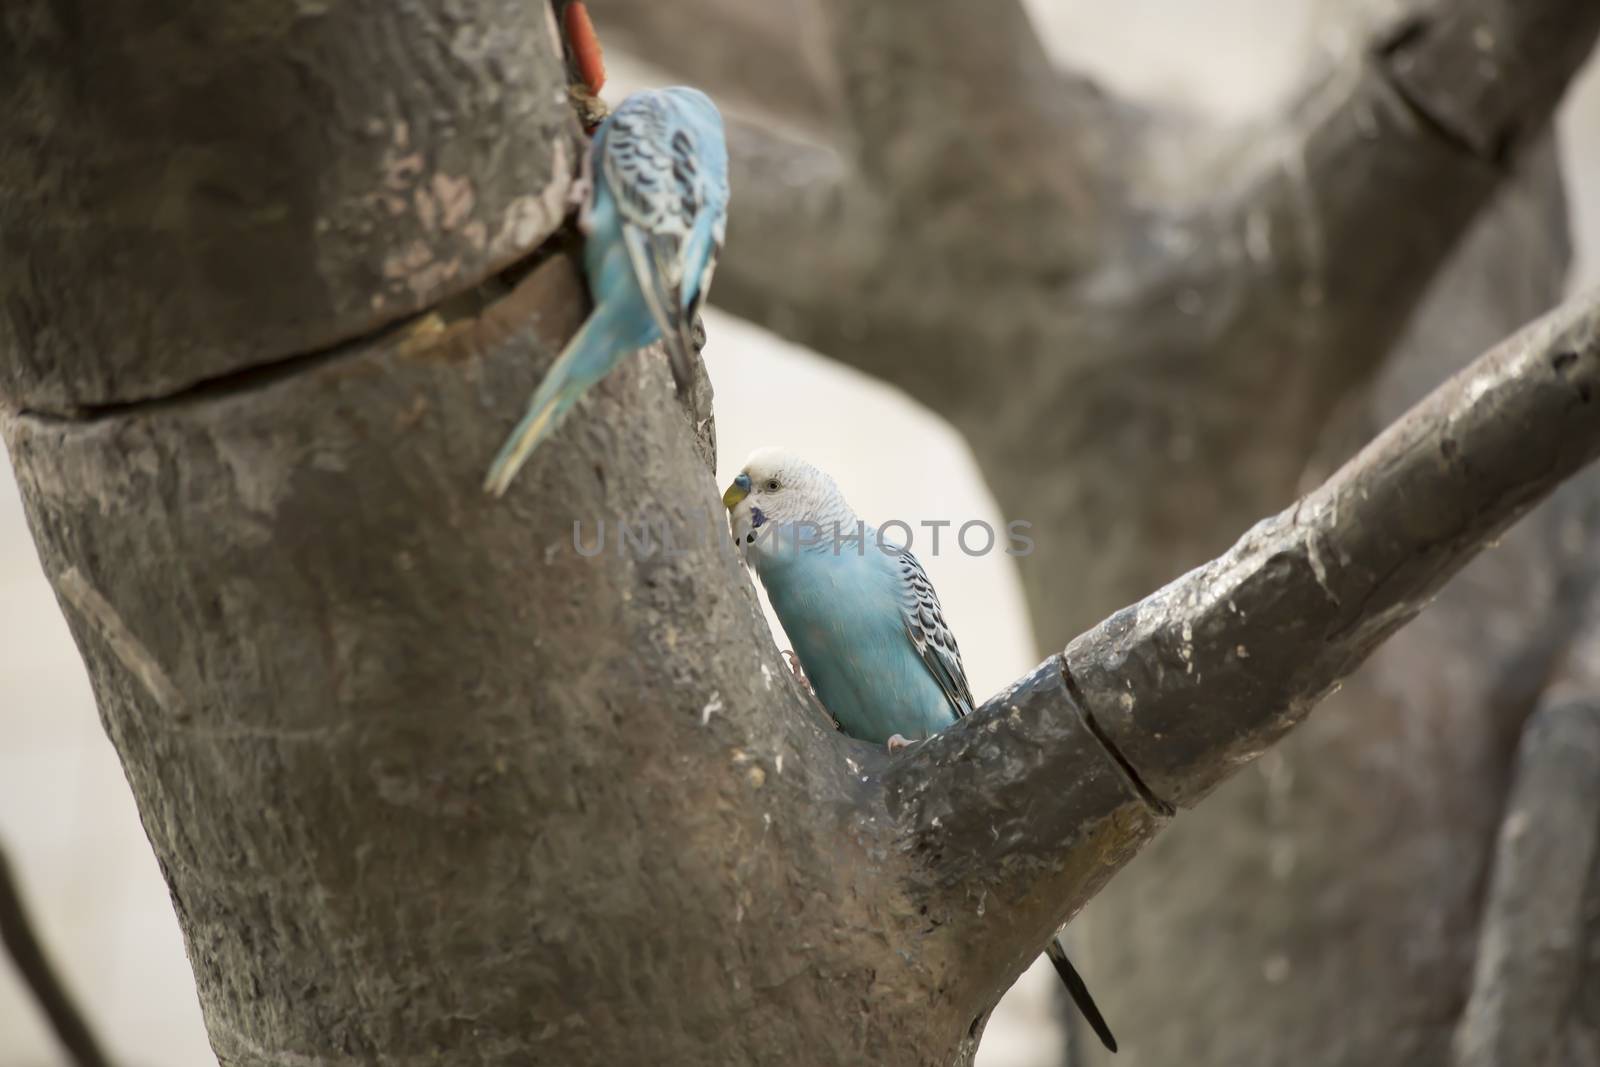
top-left (6, 241), bottom-right (1598, 1067)
top-left (0, 0), bottom-right (578, 411)
top-left (594, 0), bottom-right (1600, 1062)
top-left (3, 1), bottom-right (1600, 1066)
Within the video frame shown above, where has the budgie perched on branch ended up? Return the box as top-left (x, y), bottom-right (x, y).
top-left (484, 86), bottom-right (729, 496)
top-left (723, 447), bottom-right (1119, 1054)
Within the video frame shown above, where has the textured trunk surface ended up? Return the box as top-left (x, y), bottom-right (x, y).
top-left (3, 1), bottom-right (1600, 1065)
top-left (591, 0), bottom-right (1600, 1063)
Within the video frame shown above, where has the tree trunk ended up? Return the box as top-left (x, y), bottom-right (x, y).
top-left (593, 0), bottom-right (1600, 1063)
top-left (3, 2), bottom-right (1600, 1065)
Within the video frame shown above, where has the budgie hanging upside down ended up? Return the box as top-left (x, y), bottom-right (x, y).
top-left (722, 447), bottom-right (1118, 1054)
top-left (483, 86), bottom-right (730, 496)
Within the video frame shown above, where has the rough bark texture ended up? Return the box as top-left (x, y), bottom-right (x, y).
top-left (1066, 297), bottom-right (1600, 806)
top-left (4, 0), bottom-right (1600, 1065)
top-left (5, 253), bottom-right (900, 1064)
top-left (0, 0), bottom-right (577, 412)
top-left (593, 0), bottom-right (1600, 1062)
top-left (5, 243), bottom-right (1599, 1065)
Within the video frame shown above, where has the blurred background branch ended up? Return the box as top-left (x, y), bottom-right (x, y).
top-left (1451, 619), bottom-right (1600, 1067)
top-left (0, 839), bottom-right (113, 1067)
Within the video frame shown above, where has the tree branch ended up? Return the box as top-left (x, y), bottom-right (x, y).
top-left (693, 1), bottom-right (1600, 515)
top-left (1452, 605), bottom-right (1600, 1067)
top-left (883, 289), bottom-right (1600, 1005)
top-left (713, 116), bottom-right (1063, 413)
top-left (1066, 292), bottom-right (1600, 805)
top-left (1381, 0), bottom-right (1600, 164)
top-left (587, 0), bottom-right (839, 129)
top-left (1065, 154), bottom-right (1588, 1066)
top-left (815, 0), bottom-right (1098, 233)
top-left (1213, 0), bottom-right (1600, 400)
top-left (0, 839), bottom-right (114, 1067)
top-left (710, 121), bottom-right (924, 393)
top-left (595, 0), bottom-right (1112, 259)
top-left (690, 0), bottom-right (1599, 435)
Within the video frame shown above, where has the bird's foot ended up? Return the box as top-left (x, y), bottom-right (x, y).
top-left (782, 650), bottom-right (813, 695)
top-left (568, 124), bottom-right (599, 224)
top-left (783, 651), bottom-right (839, 731)
top-left (887, 734), bottom-right (918, 753)
top-left (567, 163), bottom-right (595, 212)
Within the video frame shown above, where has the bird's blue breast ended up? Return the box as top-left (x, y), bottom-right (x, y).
top-left (757, 546), bottom-right (959, 746)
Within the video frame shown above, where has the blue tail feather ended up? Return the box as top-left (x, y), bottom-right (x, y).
top-left (483, 312), bottom-right (616, 496)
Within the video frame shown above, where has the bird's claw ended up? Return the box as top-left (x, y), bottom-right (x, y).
top-left (783, 651), bottom-right (840, 731)
top-left (782, 650), bottom-right (813, 694)
top-left (568, 166), bottom-right (594, 214)
top-left (568, 130), bottom-right (598, 228)
top-left (887, 734), bottom-right (917, 753)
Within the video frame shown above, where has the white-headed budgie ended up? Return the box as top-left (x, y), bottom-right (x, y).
top-left (723, 447), bottom-right (1118, 1055)
top-left (483, 86), bottom-right (729, 496)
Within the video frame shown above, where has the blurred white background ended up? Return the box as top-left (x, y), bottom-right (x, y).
top-left (3, 3), bottom-right (1597, 1064)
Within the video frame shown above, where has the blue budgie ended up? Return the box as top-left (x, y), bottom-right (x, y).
top-left (723, 447), bottom-right (1118, 1054)
top-left (484, 86), bottom-right (729, 496)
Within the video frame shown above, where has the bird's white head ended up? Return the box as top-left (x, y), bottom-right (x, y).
top-left (722, 447), bottom-right (858, 561)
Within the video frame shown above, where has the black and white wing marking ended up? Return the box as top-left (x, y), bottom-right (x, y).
top-left (894, 549), bottom-right (977, 719)
top-left (599, 92), bottom-right (723, 393)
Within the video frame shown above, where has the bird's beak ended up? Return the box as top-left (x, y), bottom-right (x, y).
top-left (722, 473), bottom-right (750, 510)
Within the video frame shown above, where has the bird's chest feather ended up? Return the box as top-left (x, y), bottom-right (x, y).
top-left (756, 550), bottom-right (951, 743)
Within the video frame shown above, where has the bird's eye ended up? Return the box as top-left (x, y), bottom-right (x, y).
top-left (765, 479), bottom-right (780, 491)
